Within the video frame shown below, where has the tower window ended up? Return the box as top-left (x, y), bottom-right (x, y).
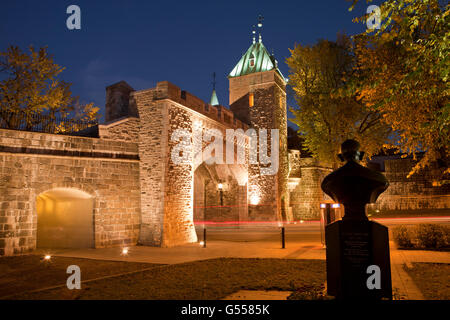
top-left (249, 53), bottom-right (255, 68)
top-left (249, 93), bottom-right (254, 107)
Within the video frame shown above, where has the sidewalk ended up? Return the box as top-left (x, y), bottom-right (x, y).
top-left (42, 239), bottom-right (449, 300)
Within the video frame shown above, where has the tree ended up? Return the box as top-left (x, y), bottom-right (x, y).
top-left (286, 34), bottom-right (392, 168)
top-left (0, 45), bottom-right (99, 132)
top-left (350, 0), bottom-right (449, 177)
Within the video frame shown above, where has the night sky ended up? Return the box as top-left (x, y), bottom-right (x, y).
top-left (1, 0), bottom-right (383, 123)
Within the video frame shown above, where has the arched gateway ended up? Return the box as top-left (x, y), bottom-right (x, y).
top-left (36, 188), bottom-right (94, 249)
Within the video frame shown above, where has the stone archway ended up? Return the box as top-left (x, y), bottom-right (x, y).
top-left (194, 162), bottom-right (248, 224)
top-left (36, 188), bottom-right (94, 249)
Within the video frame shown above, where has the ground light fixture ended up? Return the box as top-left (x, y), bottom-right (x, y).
top-left (41, 254), bottom-right (52, 262)
top-left (121, 247), bottom-right (129, 255)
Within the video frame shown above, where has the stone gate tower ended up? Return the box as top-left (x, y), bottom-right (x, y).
top-left (228, 32), bottom-right (289, 222)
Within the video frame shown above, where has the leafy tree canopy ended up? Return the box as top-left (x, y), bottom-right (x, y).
top-left (0, 45), bottom-right (99, 131)
top-left (350, 0), bottom-right (449, 177)
top-left (287, 34), bottom-right (392, 168)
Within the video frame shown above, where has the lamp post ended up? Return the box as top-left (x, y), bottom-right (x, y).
top-left (218, 183), bottom-right (223, 206)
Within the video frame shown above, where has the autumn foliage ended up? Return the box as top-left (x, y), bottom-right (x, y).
top-left (0, 46), bottom-right (99, 133)
top-left (352, 0), bottom-right (449, 177)
top-left (288, 0), bottom-right (449, 177)
top-left (286, 34), bottom-right (392, 168)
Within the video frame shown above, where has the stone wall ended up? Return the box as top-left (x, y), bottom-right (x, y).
top-left (288, 154), bottom-right (449, 219)
top-left (370, 158), bottom-right (450, 212)
top-left (163, 103), bottom-right (197, 246)
top-left (133, 88), bottom-right (166, 246)
top-left (105, 81), bottom-right (137, 122)
top-left (134, 81), bottom-right (249, 247)
top-left (0, 128), bottom-right (141, 256)
top-left (155, 81), bottom-right (249, 131)
top-left (289, 157), bottom-right (332, 220)
top-left (229, 70), bottom-right (289, 222)
top-left (288, 150), bottom-right (301, 178)
top-left (99, 117), bottom-right (140, 142)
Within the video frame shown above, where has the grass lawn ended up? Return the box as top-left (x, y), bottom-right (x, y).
top-left (403, 262), bottom-right (450, 300)
top-left (2, 257), bottom-right (326, 300)
top-left (0, 255), bottom-right (160, 298)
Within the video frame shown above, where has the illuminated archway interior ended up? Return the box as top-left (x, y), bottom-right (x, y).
top-left (36, 188), bottom-right (94, 249)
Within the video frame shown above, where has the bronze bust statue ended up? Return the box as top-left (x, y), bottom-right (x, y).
top-left (321, 139), bottom-right (389, 221)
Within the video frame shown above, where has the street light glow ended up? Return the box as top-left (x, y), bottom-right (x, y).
top-left (250, 194), bottom-right (260, 205)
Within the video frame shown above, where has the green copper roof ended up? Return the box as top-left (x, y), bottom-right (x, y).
top-left (209, 89), bottom-right (219, 106)
top-left (228, 41), bottom-right (284, 78)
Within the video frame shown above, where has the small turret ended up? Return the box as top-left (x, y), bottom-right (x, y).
top-left (209, 72), bottom-right (219, 106)
top-left (105, 81), bottom-right (136, 123)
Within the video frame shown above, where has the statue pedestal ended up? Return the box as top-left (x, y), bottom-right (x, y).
top-left (325, 220), bottom-right (392, 299)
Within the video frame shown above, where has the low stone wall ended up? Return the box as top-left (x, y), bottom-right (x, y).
top-left (0, 128), bottom-right (141, 256)
top-left (371, 158), bottom-right (450, 212)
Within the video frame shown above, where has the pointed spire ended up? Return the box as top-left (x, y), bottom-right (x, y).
top-left (210, 72), bottom-right (219, 106)
top-left (228, 16), bottom-right (285, 80)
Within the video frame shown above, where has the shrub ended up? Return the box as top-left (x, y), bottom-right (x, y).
top-left (416, 224), bottom-right (449, 249)
top-left (392, 225), bottom-right (415, 248)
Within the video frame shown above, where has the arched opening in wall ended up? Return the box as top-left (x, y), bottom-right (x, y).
top-left (36, 188), bottom-right (94, 249)
top-left (193, 162), bottom-right (248, 224)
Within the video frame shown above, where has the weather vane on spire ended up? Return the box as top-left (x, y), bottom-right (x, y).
top-left (257, 15), bottom-right (264, 43)
top-left (212, 72), bottom-right (216, 90)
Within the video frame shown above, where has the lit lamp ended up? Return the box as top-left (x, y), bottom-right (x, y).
top-left (319, 202), bottom-right (342, 246)
top-left (250, 194), bottom-right (260, 206)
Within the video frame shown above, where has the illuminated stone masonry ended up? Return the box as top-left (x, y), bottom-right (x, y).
top-left (133, 81), bottom-right (251, 247)
top-left (1, 38), bottom-right (448, 256)
top-left (0, 129), bottom-right (141, 256)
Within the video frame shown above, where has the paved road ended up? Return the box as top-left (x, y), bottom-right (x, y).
top-left (195, 216), bottom-right (450, 244)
